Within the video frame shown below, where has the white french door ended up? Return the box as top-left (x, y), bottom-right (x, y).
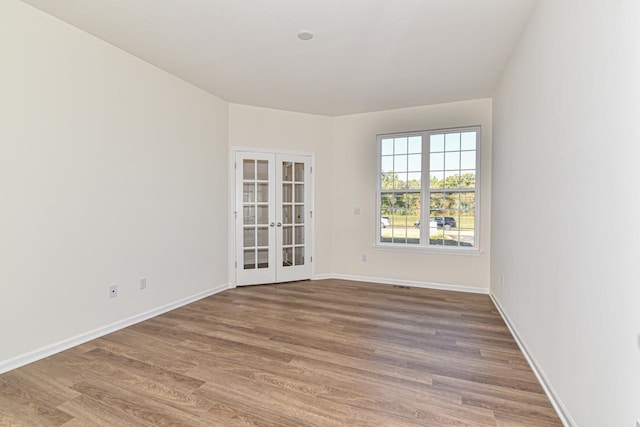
top-left (234, 151), bottom-right (312, 286)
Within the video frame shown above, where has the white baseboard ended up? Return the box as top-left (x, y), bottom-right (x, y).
top-left (490, 294), bottom-right (575, 427)
top-left (313, 273), bottom-right (488, 294)
top-left (0, 283), bottom-right (231, 375)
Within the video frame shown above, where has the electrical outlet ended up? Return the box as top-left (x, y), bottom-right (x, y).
top-left (109, 285), bottom-right (118, 298)
top-left (139, 277), bottom-right (147, 290)
top-left (500, 274), bottom-right (505, 288)
top-left (361, 254), bottom-right (367, 262)
top-left (353, 207), bottom-right (361, 215)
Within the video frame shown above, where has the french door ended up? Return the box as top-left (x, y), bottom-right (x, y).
top-left (234, 151), bottom-right (312, 286)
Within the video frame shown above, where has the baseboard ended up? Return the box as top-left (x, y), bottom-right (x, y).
top-left (490, 293), bottom-right (576, 427)
top-left (0, 283), bottom-right (231, 375)
top-left (313, 273), bottom-right (488, 294)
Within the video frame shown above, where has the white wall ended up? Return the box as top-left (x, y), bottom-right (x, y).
top-left (491, 1), bottom-right (640, 425)
top-left (332, 100), bottom-right (492, 291)
top-left (229, 101), bottom-right (492, 291)
top-left (228, 104), bottom-right (335, 277)
top-left (0, 0), bottom-right (229, 367)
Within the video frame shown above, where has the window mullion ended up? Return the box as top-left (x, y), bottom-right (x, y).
top-left (422, 131), bottom-right (429, 247)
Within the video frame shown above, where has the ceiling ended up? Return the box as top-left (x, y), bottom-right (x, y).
top-left (22, 0), bottom-right (537, 116)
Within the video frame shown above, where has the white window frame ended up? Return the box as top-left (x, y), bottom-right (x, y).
top-left (375, 126), bottom-right (481, 256)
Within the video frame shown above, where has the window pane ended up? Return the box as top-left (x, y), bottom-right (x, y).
top-left (407, 154), bottom-right (421, 172)
top-left (445, 133), bottom-right (460, 151)
top-left (430, 134), bottom-right (444, 152)
top-left (408, 136), bottom-right (422, 153)
top-left (445, 192), bottom-right (460, 212)
top-left (459, 228), bottom-right (475, 247)
top-left (407, 172), bottom-right (421, 189)
top-left (380, 193), bottom-right (420, 244)
top-left (389, 214), bottom-right (408, 244)
top-left (459, 171), bottom-right (476, 189)
top-left (391, 194), bottom-right (420, 244)
top-left (381, 156), bottom-right (393, 173)
top-left (381, 138), bottom-right (394, 155)
top-left (430, 171), bottom-right (444, 189)
top-left (394, 173), bottom-right (408, 190)
top-left (445, 152), bottom-right (460, 171)
top-left (461, 132), bottom-right (476, 150)
top-left (430, 152), bottom-right (444, 170)
top-left (394, 137), bottom-right (408, 154)
top-left (381, 192), bottom-right (394, 213)
top-left (429, 226), bottom-right (444, 246)
top-left (459, 192), bottom-right (476, 229)
top-left (444, 228), bottom-right (460, 246)
top-left (430, 192), bottom-right (444, 211)
top-left (428, 191), bottom-right (474, 247)
top-left (460, 151), bottom-right (476, 170)
top-left (407, 193), bottom-right (421, 224)
top-left (380, 210), bottom-right (391, 243)
top-left (381, 172), bottom-right (396, 190)
top-left (394, 155), bottom-right (408, 172)
top-left (444, 171), bottom-right (460, 188)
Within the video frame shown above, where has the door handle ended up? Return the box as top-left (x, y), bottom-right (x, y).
top-left (277, 222), bottom-right (282, 227)
top-left (270, 222), bottom-right (275, 227)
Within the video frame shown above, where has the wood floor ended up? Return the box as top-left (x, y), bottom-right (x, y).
top-left (0, 280), bottom-right (561, 426)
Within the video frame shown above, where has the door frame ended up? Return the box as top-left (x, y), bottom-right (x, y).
top-left (229, 147), bottom-right (315, 288)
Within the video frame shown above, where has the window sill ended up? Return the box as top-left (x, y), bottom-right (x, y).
top-left (373, 243), bottom-right (482, 256)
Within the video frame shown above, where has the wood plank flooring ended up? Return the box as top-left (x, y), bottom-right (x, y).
top-left (0, 279), bottom-right (561, 426)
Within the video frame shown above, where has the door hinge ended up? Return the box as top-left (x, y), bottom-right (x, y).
top-left (311, 256), bottom-right (313, 262)
top-left (310, 211), bottom-right (313, 218)
top-left (235, 261), bottom-right (237, 268)
top-left (234, 211), bottom-right (237, 219)
top-left (234, 162), bottom-right (237, 170)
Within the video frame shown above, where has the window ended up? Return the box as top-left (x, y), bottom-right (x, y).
top-left (378, 127), bottom-right (479, 252)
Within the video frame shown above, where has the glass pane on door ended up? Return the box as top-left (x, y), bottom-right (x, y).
top-left (243, 249), bottom-right (255, 269)
top-left (282, 160), bottom-right (305, 268)
top-left (294, 163), bottom-right (304, 182)
top-left (295, 246), bottom-right (304, 266)
top-left (243, 159), bottom-right (269, 270)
